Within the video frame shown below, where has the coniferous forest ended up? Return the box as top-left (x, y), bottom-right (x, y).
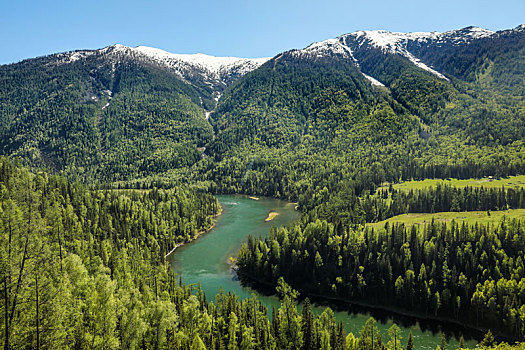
top-left (1, 24), bottom-right (525, 349)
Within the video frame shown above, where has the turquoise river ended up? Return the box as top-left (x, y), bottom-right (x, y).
top-left (170, 195), bottom-right (479, 349)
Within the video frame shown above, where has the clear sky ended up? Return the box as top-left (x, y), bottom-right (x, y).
top-left (1, 0), bottom-right (524, 64)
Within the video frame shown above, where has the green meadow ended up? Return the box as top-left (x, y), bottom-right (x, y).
top-left (376, 175), bottom-right (525, 194)
top-left (367, 209), bottom-right (525, 229)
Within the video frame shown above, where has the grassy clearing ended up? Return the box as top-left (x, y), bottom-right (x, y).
top-left (367, 209), bottom-right (525, 229)
top-left (376, 175), bottom-right (525, 194)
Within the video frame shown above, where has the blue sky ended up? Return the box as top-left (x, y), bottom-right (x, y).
top-left (1, 0), bottom-right (524, 64)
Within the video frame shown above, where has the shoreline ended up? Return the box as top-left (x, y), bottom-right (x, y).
top-left (236, 271), bottom-right (517, 344)
top-left (164, 204), bottom-right (224, 259)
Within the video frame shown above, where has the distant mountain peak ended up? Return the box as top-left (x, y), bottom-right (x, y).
top-left (452, 26), bottom-right (494, 35)
top-left (299, 38), bottom-right (355, 59)
top-left (347, 30), bottom-right (440, 52)
top-left (59, 44), bottom-right (271, 90)
top-left (133, 45), bottom-right (270, 77)
top-left (295, 29), bottom-right (454, 82)
top-left (292, 26), bottom-right (505, 83)
top-left (438, 26), bottom-right (495, 43)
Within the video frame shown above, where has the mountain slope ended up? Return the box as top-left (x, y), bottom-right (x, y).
top-left (53, 44), bottom-right (270, 109)
top-left (0, 46), bottom-right (214, 182)
top-left (208, 51), bottom-right (414, 155)
top-left (293, 24), bottom-right (524, 94)
top-left (0, 25), bottom-right (523, 186)
top-left (212, 26), bottom-right (525, 151)
top-left (134, 46), bottom-right (270, 91)
top-left (207, 24), bottom-right (525, 156)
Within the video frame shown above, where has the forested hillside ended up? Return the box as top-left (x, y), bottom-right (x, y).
top-left (183, 25), bottom-right (525, 231)
top-left (0, 47), bottom-right (213, 182)
top-left (0, 157), bottom-right (473, 350)
top-left (238, 211), bottom-right (525, 338)
top-left (1, 24), bottom-right (525, 348)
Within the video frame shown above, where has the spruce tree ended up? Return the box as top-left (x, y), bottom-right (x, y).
top-left (406, 331), bottom-right (414, 350)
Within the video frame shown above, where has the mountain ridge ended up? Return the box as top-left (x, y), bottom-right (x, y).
top-left (293, 24), bottom-right (522, 82)
top-left (8, 23), bottom-right (522, 92)
top-left (0, 23), bottom-right (523, 182)
top-left (37, 43), bottom-right (271, 91)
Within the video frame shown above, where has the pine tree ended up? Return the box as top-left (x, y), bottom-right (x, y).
top-left (458, 336), bottom-right (465, 349)
top-left (301, 298), bottom-right (314, 350)
top-left (387, 324), bottom-right (402, 350)
top-left (191, 334), bottom-right (206, 350)
top-left (479, 330), bottom-right (494, 348)
top-left (440, 333), bottom-right (447, 350)
top-left (228, 312), bottom-right (239, 350)
top-left (406, 331), bottom-right (414, 350)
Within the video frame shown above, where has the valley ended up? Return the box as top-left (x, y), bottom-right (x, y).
top-left (1, 22), bottom-right (524, 349)
top-left (171, 195), bottom-right (478, 349)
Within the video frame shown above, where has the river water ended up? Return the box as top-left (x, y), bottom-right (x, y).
top-left (170, 195), bottom-right (478, 349)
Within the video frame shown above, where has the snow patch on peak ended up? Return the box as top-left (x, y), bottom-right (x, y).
top-left (101, 44), bottom-right (133, 54)
top-left (111, 44), bottom-right (129, 50)
top-left (291, 37), bottom-right (357, 64)
top-left (304, 38), bottom-right (354, 57)
top-left (349, 30), bottom-right (440, 53)
top-left (362, 73), bottom-right (385, 87)
top-left (441, 26), bottom-right (495, 42)
top-left (465, 26), bottom-right (495, 37)
top-left (55, 50), bottom-right (96, 64)
top-left (134, 46), bottom-right (270, 77)
top-left (69, 52), bottom-right (83, 62)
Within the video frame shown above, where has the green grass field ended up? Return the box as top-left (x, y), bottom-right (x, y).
top-left (367, 209), bottom-right (525, 229)
top-left (376, 175), bottom-right (525, 194)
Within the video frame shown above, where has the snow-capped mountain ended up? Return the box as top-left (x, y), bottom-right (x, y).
top-left (133, 46), bottom-right (270, 87)
top-left (57, 44), bottom-right (270, 89)
top-left (290, 25), bottom-right (522, 85)
top-left (1, 24), bottom-right (523, 180)
top-left (21, 23), bottom-right (525, 95)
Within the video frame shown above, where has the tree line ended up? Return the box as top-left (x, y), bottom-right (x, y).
top-left (238, 215), bottom-right (525, 339)
top-left (362, 184), bottom-right (525, 222)
top-left (1, 157), bottom-right (453, 349)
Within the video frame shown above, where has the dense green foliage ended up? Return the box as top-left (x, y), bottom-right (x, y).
top-left (414, 27), bottom-right (525, 95)
top-left (0, 157), bottom-right (217, 348)
top-left (0, 49), bottom-right (212, 182)
top-left (482, 341), bottom-right (525, 350)
top-left (238, 215), bottom-right (525, 339)
top-left (362, 184), bottom-right (525, 223)
top-left (0, 158), bottom-right (444, 349)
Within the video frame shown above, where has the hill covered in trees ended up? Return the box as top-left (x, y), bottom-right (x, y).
top-left (0, 46), bottom-right (216, 183)
top-left (1, 23), bottom-right (524, 348)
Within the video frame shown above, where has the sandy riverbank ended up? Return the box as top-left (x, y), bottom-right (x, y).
top-left (265, 212), bottom-right (279, 221)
